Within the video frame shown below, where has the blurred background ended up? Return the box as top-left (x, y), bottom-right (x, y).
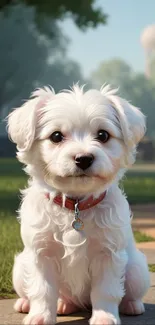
top-left (0, 0), bottom-right (155, 160)
top-left (0, 0), bottom-right (155, 298)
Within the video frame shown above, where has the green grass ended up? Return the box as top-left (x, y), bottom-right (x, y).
top-left (121, 173), bottom-right (155, 204)
top-left (0, 158), bottom-right (155, 297)
top-left (0, 214), bottom-right (23, 297)
top-left (0, 159), bottom-right (25, 297)
top-left (149, 264), bottom-right (155, 272)
top-left (134, 231), bottom-right (155, 243)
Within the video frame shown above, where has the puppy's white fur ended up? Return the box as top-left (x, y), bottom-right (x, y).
top-left (8, 85), bottom-right (150, 325)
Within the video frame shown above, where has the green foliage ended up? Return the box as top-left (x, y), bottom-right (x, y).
top-left (149, 57), bottom-right (155, 84)
top-left (121, 174), bottom-right (155, 204)
top-left (91, 58), bottom-right (155, 139)
top-left (0, 0), bottom-right (107, 33)
top-left (128, 74), bottom-right (155, 138)
top-left (149, 264), bottom-right (155, 272)
top-left (0, 3), bottom-right (85, 122)
top-left (92, 58), bottom-right (132, 88)
top-left (0, 1), bottom-right (107, 122)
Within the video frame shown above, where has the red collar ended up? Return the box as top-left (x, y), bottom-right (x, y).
top-left (45, 191), bottom-right (106, 211)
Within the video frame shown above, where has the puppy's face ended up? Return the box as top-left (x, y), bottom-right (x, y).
top-left (7, 85), bottom-right (146, 196)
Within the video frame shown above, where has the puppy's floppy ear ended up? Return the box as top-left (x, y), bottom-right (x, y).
top-left (7, 87), bottom-right (54, 151)
top-left (102, 86), bottom-right (146, 147)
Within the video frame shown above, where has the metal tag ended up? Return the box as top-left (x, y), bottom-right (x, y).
top-left (72, 202), bottom-right (84, 231)
top-left (72, 218), bottom-right (84, 231)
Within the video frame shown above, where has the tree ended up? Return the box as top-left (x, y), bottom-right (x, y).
top-left (91, 59), bottom-right (155, 139)
top-left (0, 3), bottom-right (84, 130)
top-left (0, 0), bottom-right (107, 37)
top-left (0, 0), bottom-right (108, 121)
top-left (149, 57), bottom-right (155, 84)
top-left (129, 74), bottom-right (155, 138)
top-left (0, 5), bottom-right (60, 111)
top-left (91, 58), bottom-right (132, 89)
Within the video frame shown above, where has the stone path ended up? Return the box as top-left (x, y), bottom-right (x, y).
top-left (0, 261), bottom-right (155, 325)
top-left (0, 204), bottom-right (154, 324)
top-left (0, 273), bottom-right (155, 325)
top-left (132, 204), bottom-right (155, 238)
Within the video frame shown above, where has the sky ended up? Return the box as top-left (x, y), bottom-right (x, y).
top-left (60, 0), bottom-right (155, 77)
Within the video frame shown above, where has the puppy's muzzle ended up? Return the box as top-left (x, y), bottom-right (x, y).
top-left (75, 154), bottom-right (94, 171)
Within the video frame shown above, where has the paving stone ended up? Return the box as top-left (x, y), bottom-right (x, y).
top-left (0, 273), bottom-right (155, 325)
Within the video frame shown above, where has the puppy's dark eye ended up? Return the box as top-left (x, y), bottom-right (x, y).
top-left (49, 131), bottom-right (64, 143)
top-left (96, 130), bottom-right (110, 143)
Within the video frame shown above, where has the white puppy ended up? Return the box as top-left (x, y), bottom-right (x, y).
top-left (7, 85), bottom-right (150, 325)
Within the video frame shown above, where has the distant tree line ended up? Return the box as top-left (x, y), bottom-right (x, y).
top-left (0, 0), bottom-right (107, 122)
top-left (0, 0), bottom-right (155, 162)
top-left (91, 58), bottom-right (155, 139)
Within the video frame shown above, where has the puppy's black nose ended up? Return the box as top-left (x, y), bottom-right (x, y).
top-left (75, 154), bottom-right (94, 170)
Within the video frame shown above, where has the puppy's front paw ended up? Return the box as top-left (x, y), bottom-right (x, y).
top-left (14, 298), bottom-right (30, 313)
top-left (119, 299), bottom-right (145, 315)
top-left (23, 312), bottom-right (56, 325)
top-left (89, 310), bottom-right (120, 325)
